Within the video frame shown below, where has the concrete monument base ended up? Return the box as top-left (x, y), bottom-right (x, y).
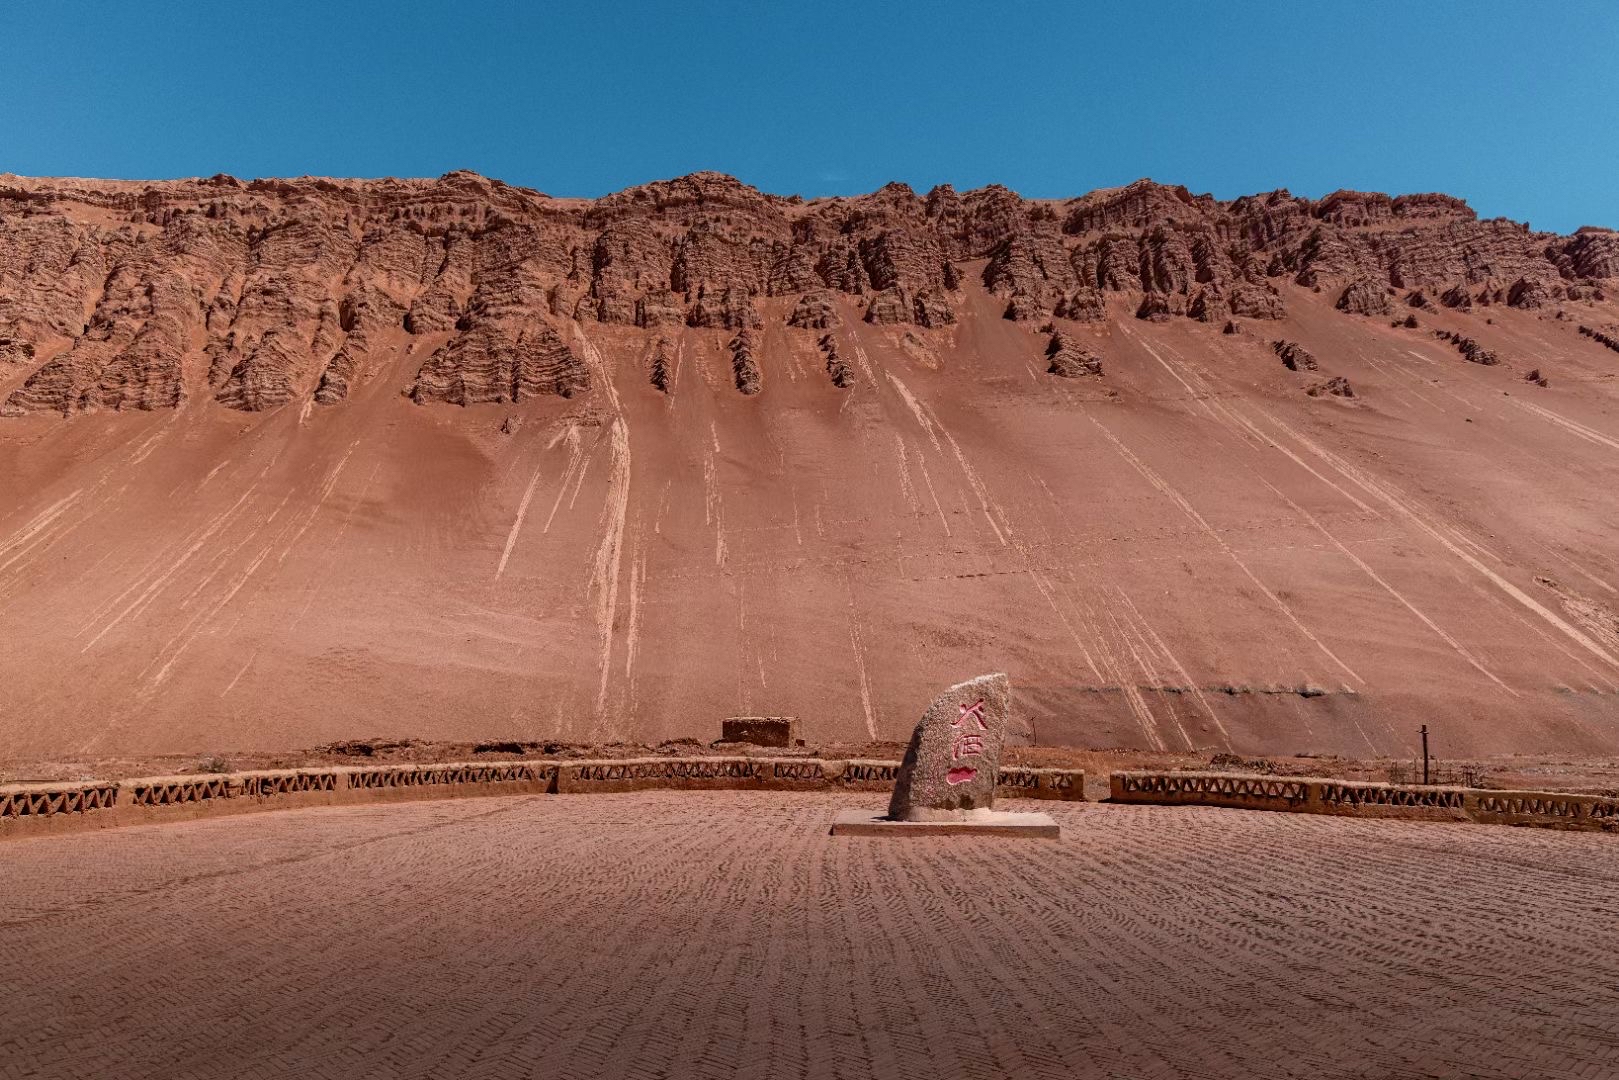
top-left (830, 809), bottom-right (1060, 838)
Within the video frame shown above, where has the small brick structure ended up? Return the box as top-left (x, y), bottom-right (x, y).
top-left (721, 716), bottom-right (801, 747)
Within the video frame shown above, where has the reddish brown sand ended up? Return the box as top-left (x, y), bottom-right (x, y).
top-left (1, 174), bottom-right (1618, 762)
top-left (2, 792), bottom-right (1616, 1079)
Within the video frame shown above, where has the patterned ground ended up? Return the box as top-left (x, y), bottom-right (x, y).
top-left (2, 793), bottom-right (1616, 1079)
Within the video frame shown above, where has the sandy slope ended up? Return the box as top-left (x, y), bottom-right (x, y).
top-left (2, 268), bottom-right (1617, 760)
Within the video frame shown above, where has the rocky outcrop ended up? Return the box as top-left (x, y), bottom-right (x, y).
top-left (1135, 291), bottom-right (1187, 321)
top-left (315, 287), bottom-right (406, 404)
top-left (1507, 276), bottom-right (1556, 309)
top-left (1441, 284), bottom-right (1475, 310)
top-left (911, 289), bottom-right (955, 328)
top-left (1272, 341), bottom-right (1319, 372)
top-left (649, 338), bottom-right (673, 393)
top-left (1579, 325), bottom-right (1619, 354)
top-left (787, 291), bottom-right (839, 330)
top-left (863, 288), bottom-right (910, 325)
top-left (1336, 280), bottom-right (1392, 316)
top-left (410, 318), bottom-right (589, 404)
top-left (0, 333), bottom-right (35, 366)
top-left (0, 170), bottom-right (1611, 417)
top-left (1434, 329), bottom-right (1502, 367)
top-left (729, 329), bottom-right (762, 395)
top-left (1053, 289), bottom-right (1105, 322)
top-left (1045, 331), bottom-right (1104, 378)
top-left (1185, 280), bottom-right (1282, 323)
top-left (982, 229), bottom-right (1078, 315)
top-left (1002, 292), bottom-right (1047, 322)
top-left (635, 293), bottom-right (685, 328)
top-left (1307, 376), bottom-right (1355, 398)
top-left (687, 286), bottom-right (760, 331)
top-left (819, 334), bottom-right (852, 388)
top-left (1187, 286), bottom-right (1229, 324)
top-left (1230, 285), bottom-right (1285, 320)
top-left (1556, 229), bottom-right (1619, 280)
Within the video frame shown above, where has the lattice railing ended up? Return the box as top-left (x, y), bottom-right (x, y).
top-left (239, 771), bottom-right (339, 797)
top-left (1319, 782), bottom-right (1464, 810)
top-left (0, 782), bottom-right (120, 818)
top-left (128, 777), bottom-right (235, 806)
top-left (346, 763), bottom-right (542, 789)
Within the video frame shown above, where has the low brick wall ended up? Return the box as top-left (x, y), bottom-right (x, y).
top-left (1110, 771), bottom-right (1619, 831)
top-left (552, 758), bottom-right (1084, 798)
top-left (0, 758), bottom-right (1084, 840)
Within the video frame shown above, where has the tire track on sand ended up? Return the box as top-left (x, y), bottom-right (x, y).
top-left (1230, 397), bottom-right (1619, 674)
top-left (883, 370), bottom-right (1011, 546)
top-left (1084, 409), bottom-right (1366, 690)
top-left (571, 327), bottom-right (632, 737)
top-left (1259, 477), bottom-right (1516, 696)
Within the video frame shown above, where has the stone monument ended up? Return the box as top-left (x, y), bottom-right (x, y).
top-left (831, 673), bottom-right (1059, 837)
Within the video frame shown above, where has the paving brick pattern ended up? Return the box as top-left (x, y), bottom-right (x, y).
top-left (1, 794), bottom-right (1616, 1079)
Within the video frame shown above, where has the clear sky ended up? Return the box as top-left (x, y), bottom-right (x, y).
top-left (4, 0), bottom-right (1615, 232)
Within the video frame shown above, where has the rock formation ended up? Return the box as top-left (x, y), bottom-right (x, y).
top-left (887, 673), bottom-right (1011, 820)
top-left (1441, 284), bottom-right (1475, 310)
top-left (649, 338), bottom-right (673, 393)
top-left (1045, 331), bottom-right (1104, 378)
top-left (863, 288), bottom-right (910, 325)
top-left (1579, 325), bottom-right (1619, 353)
top-left (1434, 329), bottom-right (1503, 367)
top-left (1272, 340), bottom-right (1319, 372)
top-left (1307, 376), bottom-right (1355, 398)
top-left (911, 289), bottom-right (955, 328)
top-left (411, 317), bottom-right (589, 404)
top-left (1054, 288), bottom-right (1106, 322)
top-left (1507, 276), bottom-right (1556, 309)
top-left (688, 286), bottom-right (761, 331)
top-left (729, 329), bottom-right (762, 395)
top-left (1336, 280), bottom-right (1392, 316)
top-left (819, 334), bottom-right (852, 388)
top-left (0, 170), bottom-right (1612, 417)
top-left (787, 291), bottom-right (839, 330)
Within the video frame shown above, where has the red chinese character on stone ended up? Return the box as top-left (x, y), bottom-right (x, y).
top-left (955, 699), bottom-right (987, 730)
top-left (952, 733), bottom-right (985, 760)
top-left (946, 698), bottom-right (989, 783)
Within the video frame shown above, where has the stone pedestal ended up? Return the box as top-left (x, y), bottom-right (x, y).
top-left (830, 809), bottom-right (1059, 838)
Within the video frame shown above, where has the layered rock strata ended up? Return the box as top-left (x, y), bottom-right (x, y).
top-left (0, 171), bottom-right (1611, 416)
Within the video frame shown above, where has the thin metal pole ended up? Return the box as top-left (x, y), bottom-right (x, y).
top-left (1420, 725), bottom-right (1430, 785)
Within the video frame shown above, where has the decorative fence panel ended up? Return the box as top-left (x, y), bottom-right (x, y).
top-left (1111, 771), bottom-right (1616, 830)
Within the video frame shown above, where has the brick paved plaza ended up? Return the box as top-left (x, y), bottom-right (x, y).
top-left (2, 793), bottom-right (1616, 1079)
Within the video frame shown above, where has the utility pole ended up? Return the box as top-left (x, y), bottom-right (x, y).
top-left (1420, 724), bottom-right (1430, 785)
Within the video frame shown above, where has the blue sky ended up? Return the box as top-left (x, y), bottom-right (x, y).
top-left (3, 0), bottom-right (1615, 232)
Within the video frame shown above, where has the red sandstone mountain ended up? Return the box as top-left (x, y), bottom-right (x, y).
top-left (1, 170), bottom-right (1617, 760)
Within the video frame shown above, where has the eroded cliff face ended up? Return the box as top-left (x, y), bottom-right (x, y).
top-left (0, 171), bottom-right (1608, 416)
top-left (3, 170), bottom-right (1619, 762)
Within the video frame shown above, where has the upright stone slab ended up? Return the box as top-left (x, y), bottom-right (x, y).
top-left (831, 672), bottom-right (1058, 837)
top-left (887, 673), bottom-right (1011, 821)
